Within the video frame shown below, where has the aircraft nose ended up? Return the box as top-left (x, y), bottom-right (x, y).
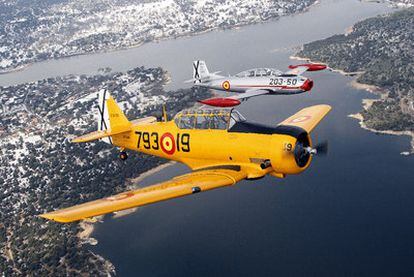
top-left (301, 79), bottom-right (314, 91)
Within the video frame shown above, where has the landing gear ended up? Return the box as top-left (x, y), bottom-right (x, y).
top-left (260, 159), bottom-right (271, 169)
top-left (119, 151), bottom-right (128, 161)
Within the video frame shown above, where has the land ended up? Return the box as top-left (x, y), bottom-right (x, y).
top-left (0, 0), bottom-right (323, 275)
top-left (0, 0), bottom-right (316, 72)
top-left (295, 7), bottom-right (414, 153)
top-left (0, 66), bottom-right (211, 275)
top-left (387, 0), bottom-right (414, 7)
top-left (2, 0), bottom-right (412, 275)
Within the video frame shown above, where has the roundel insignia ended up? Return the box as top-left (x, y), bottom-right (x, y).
top-left (289, 115), bottom-right (311, 123)
top-left (222, 80), bottom-right (231, 91)
top-left (106, 192), bottom-right (134, 201)
top-left (160, 132), bottom-right (176, 155)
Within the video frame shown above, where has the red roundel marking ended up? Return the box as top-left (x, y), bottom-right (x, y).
top-left (160, 132), bottom-right (176, 155)
top-left (222, 80), bottom-right (230, 91)
top-left (106, 192), bottom-right (134, 201)
top-left (289, 115), bottom-right (311, 123)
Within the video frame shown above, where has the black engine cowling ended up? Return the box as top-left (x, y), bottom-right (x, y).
top-left (293, 133), bottom-right (311, 168)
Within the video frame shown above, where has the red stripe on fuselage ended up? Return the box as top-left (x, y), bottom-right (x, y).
top-left (233, 85), bottom-right (303, 89)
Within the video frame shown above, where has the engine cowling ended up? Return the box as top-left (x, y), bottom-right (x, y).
top-left (293, 133), bottom-right (312, 168)
top-left (269, 132), bottom-right (312, 175)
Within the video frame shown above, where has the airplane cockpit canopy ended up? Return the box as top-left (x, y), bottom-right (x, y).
top-left (174, 108), bottom-right (246, 130)
top-left (235, 68), bottom-right (283, 78)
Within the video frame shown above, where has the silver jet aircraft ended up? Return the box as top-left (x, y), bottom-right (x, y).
top-left (187, 60), bottom-right (326, 107)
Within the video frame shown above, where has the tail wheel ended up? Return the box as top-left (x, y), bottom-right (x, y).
top-left (119, 151), bottom-right (128, 161)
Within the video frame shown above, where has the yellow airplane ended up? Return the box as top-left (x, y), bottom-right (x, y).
top-left (40, 90), bottom-right (331, 223)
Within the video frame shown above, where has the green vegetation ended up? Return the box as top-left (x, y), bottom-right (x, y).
top-left (298, 8), bottom-right (414, 132)
top-left (0, 67), bottom-right (210, 275)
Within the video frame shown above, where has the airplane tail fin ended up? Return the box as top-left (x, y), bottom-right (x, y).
top-left (193, 60), bottom-right (209, 83)
top-left (187, 60), bottom-right (223, 84)
top-left (72, 90), bottom-right (131, 144)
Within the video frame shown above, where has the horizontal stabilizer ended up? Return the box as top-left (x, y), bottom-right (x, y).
top-left (286, 63), bottom-right (327, 75)
top-left (72, 127), bottom-right (131, 143)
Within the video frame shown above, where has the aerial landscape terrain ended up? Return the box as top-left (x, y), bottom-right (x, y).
top-left (0, 66), bottom-right (210, 274)
top-left (0, 0), bottom-right (317, 275)
top-left (296, 7), bottom-right (414, 152)
top-left (0, 0), bottom-right (413, 276)
top-left (0, 0), bottom-right (315, 73)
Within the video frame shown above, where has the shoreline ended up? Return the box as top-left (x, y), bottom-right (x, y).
top-left (78, 161), bottom-right (176, 241)
top-left (290, 54), bottom-right (413, 155)
top-left (348, 112), bottom-right (414, 155)
top-left (78, 221), bottom-right (96, 245)
top-left (128, 161), bottom-right (175, 184)
top-left (112, 161), bottom-right (176, 219)
top-left (0, 63), bottom-right (31, 76)
top-left (0, 4), bottom-right (319, 76)
top-left (290, 55), bottom-right (365, 76)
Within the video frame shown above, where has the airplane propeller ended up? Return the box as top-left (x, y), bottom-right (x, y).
top-left (314, 140), bottom-right (328, 156)
top-left (305, 140), bottom-right (328, 156)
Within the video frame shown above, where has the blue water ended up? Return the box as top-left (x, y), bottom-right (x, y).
top-left (3, 0), bottom-right (410, 275)
top-left (86, 1), bottom-right (413, 275)
top-left (91, 68), bottom-right (414, 276)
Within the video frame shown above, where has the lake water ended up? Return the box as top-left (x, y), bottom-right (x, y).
top-left (3, 0), bottom-right (414, 276)
top-left (91, 71), bottom-right (414, 276)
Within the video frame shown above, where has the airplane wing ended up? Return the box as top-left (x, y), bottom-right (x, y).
top-left (40, 168), bottom-right (247, 223)
top-left (278, 104), bottom-right (331, 133)
top-left (199, 89), bottom-right (269, 107)
top-left (229, 89), bottom-right (269, 101)
top-left (285, 63), bottom-right (327, 75)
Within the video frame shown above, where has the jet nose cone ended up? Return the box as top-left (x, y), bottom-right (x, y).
top-left (301, 79), bottom-right (314, 91)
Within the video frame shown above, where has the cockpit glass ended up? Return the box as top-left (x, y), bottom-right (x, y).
top-left (210, 115), bottom-right (228, 130)
top-left (229, 110), bottom-right (246, 129)
top-left (231, 110), bottom-right (246, 122)
top-left (178, 116), bottom-right (195, 129)
top-left (236, 68), bottom-right (283, 77)
top-left (174, 109), bottom-right (245, 130)
top-left (195, 115), bottom-right (210, 129)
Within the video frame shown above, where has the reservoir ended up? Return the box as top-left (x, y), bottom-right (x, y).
top-left (2, 0), bottom-right (413, 276)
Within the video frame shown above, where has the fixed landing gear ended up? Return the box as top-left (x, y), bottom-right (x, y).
top-left (260, 159), bottom-right (271, 169)
top-left (119, 151), bottom-right (128, 161)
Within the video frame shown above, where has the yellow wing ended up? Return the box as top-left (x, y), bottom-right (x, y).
top-left (278, 104), bottom-right (331, 133)
top-left (40, 169), bottom-right (247, 223)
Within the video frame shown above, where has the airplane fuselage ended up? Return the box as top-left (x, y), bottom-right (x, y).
top-left (198, 75), bottom-right (313, 94)
top-left (112, 119), bottom-right (312, 179)
top-left (39, 88), bottom-right (330, 224)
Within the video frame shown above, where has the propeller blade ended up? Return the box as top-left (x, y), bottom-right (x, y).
top-left (314, 140), bottom-right (328, 156)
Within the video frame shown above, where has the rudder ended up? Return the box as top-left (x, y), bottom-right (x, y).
top-left (97, 89), bottom-right (131, 144)
top-left (193, 60), bottom-right (210, 83)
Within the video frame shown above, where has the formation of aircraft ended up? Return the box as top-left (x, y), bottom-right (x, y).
top-left (40, 90), bottom-right (331, 223)
top-left (187, 60), bottom-right (326, 107)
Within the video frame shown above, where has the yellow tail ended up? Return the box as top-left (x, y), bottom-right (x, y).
top-left (105, 95), bottom-right (131, 133)
top-left (72, 90), bottom-right (131, 143)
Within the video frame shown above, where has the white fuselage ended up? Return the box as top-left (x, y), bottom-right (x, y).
top-left (198, 75), bottom-right (311, 94)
